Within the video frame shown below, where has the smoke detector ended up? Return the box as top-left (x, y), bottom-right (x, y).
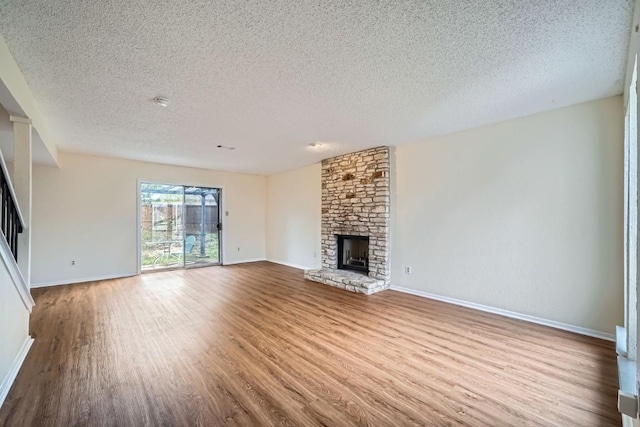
top-left (153, 96), bottom-right (170, 107)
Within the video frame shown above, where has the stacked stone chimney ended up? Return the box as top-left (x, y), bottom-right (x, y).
top-left (305, 146), bottom-right (390, 294)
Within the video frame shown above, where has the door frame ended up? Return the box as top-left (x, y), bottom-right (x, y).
top-left (136, 180), bottom-right (225, 274)
top-left (183, 187), bottom-right (222, 270)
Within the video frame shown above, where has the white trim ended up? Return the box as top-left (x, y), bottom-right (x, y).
top-left (136, 179), bottom-right (142, 275)
top-left (623, 0), bottom-right (640, 106)
top-left (618, 325), bottom-right (629, 356)
top-left (0, 336), bottom-right (33, 409)
top-left (0, 225), bottom-right (32, 310)
top-left (390, 286), bottom-right (615, 342)
top-left (267, 259), bottom-right (317, 270)
top-left (31, 272), bottom-right (135, 289)
top-left (8, 115), bottom-right (31, 124)
top-left (0, 142), bottom-right (25, 229)
top-left (219, 187), bottom-right (226, 266)
top-left (223, 258), bottom-right (266, 265)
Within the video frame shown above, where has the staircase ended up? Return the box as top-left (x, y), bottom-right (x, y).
top-left (0, 147), bottom-right (34, 409)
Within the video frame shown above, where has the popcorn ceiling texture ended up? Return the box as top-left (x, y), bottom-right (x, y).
top-left (0, 1), bottom-right (633, 175)
top-left (304, 147), bottom-right (390, 294)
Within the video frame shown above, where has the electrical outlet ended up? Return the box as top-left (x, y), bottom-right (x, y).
top-left (70, 260), bottom-right (76, 267)
top-left (404, 265), bottom-right (412, 275)
top-left (313, 251), bottom-right (317, 258)
top-left (237, 247), bottom-right (240, 251)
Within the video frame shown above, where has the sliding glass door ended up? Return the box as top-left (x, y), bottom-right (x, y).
top-left (140, 183), bottom-right (221, 271)
top-left (184, 187), bottom-right (221, 267)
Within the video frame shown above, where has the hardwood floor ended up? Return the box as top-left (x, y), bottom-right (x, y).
top-left (0, 262), bottom-right (619, 426)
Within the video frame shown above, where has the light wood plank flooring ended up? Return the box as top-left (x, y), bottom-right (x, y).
top-left (0, 262), bottom-right (619, 426)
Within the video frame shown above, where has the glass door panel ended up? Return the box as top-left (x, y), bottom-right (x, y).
top-left (184, 187), bottom-right (221, 267)
top-left (140, 183), bottom-right (185, 271)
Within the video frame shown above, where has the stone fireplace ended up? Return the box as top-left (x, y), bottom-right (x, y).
top-left (304, 146), bottom-right (390, 294)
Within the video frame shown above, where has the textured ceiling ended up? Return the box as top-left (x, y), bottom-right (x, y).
top-left (0, 1), bottom-right (633, 175)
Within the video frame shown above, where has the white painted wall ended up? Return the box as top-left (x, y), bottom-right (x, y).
top-left (392, 96), bottom-right (624, 334)
top-left (31, 152), bottom-right (266, 286)
top-left (0, 259), bottom-right (30, 405)
top-left (266, 163), bottom-right (321, 269)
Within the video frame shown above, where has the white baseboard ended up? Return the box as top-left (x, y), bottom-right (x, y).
top-left (266, 259), bottom-right (318, 270)
top-left (31, 273), bottom-right (136, 289)
top-left (390, 286), bottom-right (615, 342)
top-left (622, 414), bottom-right (636, 427)
top-left (0, 336), bottom-right (33, 409)
top-left (223, 258), bottom-right (266, 266)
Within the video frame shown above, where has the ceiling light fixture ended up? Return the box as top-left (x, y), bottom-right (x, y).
top-left (308, 142), bottom-right (323, 148)
top-left (153, 96), bottom-right (170, 107)
top-left (216, 145), bottom-right (236, 150)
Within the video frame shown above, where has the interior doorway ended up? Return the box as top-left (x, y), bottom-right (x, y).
top-left (139, 183), bottom-right (221, 271)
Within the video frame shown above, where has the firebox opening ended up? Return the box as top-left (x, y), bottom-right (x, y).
top-left (337, 235), bottom-right (369, 274)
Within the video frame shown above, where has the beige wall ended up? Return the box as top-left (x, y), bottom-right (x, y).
top-left (266, 163), bottom-right (321, 269)
top-left (30, 96), bottom-right (624, 334)
top-left (392, 96), bottom-right (624, 334)
top-left (264, 96), bottom-right (623, 335)
top-left (31, 152), bottom-right (266, 286)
